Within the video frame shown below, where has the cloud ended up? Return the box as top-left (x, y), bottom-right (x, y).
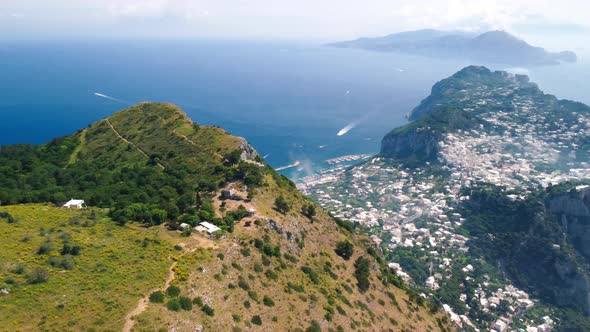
top-left (0, 12), bottom-right (25, 19)
top-left (2, 0), bottom-right (590, 40)
top-left (107, 1), bottom-right (168, 18)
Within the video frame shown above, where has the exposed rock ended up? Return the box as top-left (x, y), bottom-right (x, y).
top-left (238, 138), bottom-right (258, 161)
top-left (380, 128), bottom-right (440, 163)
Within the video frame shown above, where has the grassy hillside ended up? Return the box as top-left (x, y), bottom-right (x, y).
top-left (130, 175), bottom-right (452, 332)
top-left (0, 103), bottom-right (452, 331)
top-left (0, 205), bottom-right (176, 331)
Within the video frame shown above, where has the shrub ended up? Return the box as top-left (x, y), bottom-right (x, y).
top-left (302, 204), bottom-right (316, 220)
top-left (248, 290), bottom-right (258, 302)
top-left (251, 315), bottom-right (262, 326)
top-left (192, 296), bottom-right (203, 306)
top-left (284, 253), bottom-right (298, 263)
top-left (149, 291), bottom-right (165, 303)
top-left (274, 195), bottom-right (290, 214)
top-left (28, 268), bottom-right (49, 284)
top-left (265, 269), bottom-right (278, 280)
top-left (179, 296), bottom-right (192, 310)
top-left (61, 243), bottom-right (81, 256)
top-left (48, 255), bottom-right (75, 270)
top-left (181, 227), bottom-right (192, 237)
top-left (231, 261), bottom-right (243, 271)
top-left (232, 313), bottom-right (241, 322)
top-left (12, 263), bottom-right (26, 275)
top-left (306, 320), bottom-right (322, 332)
top-left (263, 295), bottom-right (275, 307)
top-left (335, 241), bottom-right (354, 260)
top-left (240, 248), bottom-right (251, 257)
top-left (37, 241), bottom-right (53, 255)
top-left (166, 285), bottom-right (181, 297)
top-left (238, 278), bottom-right (250, 291)
top-left (354, 256), bottom-right (371, 293)
top-left (167, 299), bottom-right (181, 311)
top-left (287, 282), bottom-right (305, 293)
top-left (201, 304), bottom-right (215, 316)
top-left (301, 266), bottom-right (320, 284)
top-left (243, 300), bottom-right (251, 309)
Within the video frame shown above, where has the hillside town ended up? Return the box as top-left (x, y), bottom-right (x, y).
top-left (298, 71), bottom-right (590, 331)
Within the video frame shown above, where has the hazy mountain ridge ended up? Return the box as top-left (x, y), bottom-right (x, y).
top-left (329, 30), bottom-right (577, 66)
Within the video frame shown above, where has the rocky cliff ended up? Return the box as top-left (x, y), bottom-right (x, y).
top-left (380, 127), bottom-right (440, 163)
top-left (381, 106), bottom-right (478, 164)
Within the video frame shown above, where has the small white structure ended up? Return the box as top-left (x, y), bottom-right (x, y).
top-left (248, 208), bottom-right (256, 217)
top-left (63, 199), bottom-right (86, 209)
top-left (199, 222), bottom-right (221, 235)
top-left (178, 223), bottom-right (191, 231)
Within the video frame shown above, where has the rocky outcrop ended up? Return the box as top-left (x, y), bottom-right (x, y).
top-left (238, 137), bottom-right (258, 161)
top-left (549, 188), bottom-right (590, 218)
top-left (545, 187), bottom-right (590, 314)
top-left (552, 258), bottom-right (590, 315)
top-left (380, 128), bottom-right (440, 163)
top-left (381, 105), bottom-right (476, 164)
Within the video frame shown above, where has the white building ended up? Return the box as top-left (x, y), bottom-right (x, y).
top-left (178, 223), bottom-right (191, 231)
top-left (199, 222), bottom-right (221, 234)
top-left (63, 199), bottom-right (86, 209)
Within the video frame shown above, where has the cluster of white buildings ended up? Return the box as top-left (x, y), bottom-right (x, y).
top-left (296, 74), bottom-right (590, 331)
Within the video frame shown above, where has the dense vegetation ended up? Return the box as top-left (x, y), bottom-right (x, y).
top-left (0, 103), bottom-right (452, 331)
top-left (459, 182), bottom-right (590, 330)
top-left (0, 103), bottom-right (267, 229)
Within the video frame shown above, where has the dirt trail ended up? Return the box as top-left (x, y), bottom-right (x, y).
top-left (173, 129), bottom-right (224, 160)
top-left (122, 236), bottom-right (218, 332)
top-left (105, 119), bottom-right (165, 170)
top-left (122, 260), bottom-right (177, 332)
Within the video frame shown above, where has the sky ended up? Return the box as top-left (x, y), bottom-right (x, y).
top-left (1, 0), bottom-right (589, 51)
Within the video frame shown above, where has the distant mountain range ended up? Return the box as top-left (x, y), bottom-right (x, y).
top-left (328, 29), bottom-right (577, 66)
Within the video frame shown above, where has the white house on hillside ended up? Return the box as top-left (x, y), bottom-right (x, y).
top-left (198, 221), bottom-right (221, 234)
top-left (63, 199), bottom-right (87, 209)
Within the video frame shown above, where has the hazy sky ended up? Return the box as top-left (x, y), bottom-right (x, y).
top-left (2, 0), bottom-right (589, 50)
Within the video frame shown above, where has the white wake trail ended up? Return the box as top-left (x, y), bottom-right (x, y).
top-left (94, 92), bottom-right (125, 103)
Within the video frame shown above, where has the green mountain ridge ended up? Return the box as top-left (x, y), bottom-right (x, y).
top-left (0, 103), bottom-right (452, 331)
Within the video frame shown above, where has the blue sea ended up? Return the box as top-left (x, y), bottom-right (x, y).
top-left (1, 40), bottom-right (588, 178)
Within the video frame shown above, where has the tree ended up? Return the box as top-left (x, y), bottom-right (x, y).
top-left (201, 304), bottom-right (215, 316)
top-left (306, 320), bottom-right (322, 332)
top-left (335, 240), bottom-right (354, 260)
top-left (166, 285), bottom-right (180, 297)
top-left (251, 315), bottom-right (262, 326)
top-left (302, 204), bottom-right (316, 220)
top-left (274, 195), bottom-right (290, 214)
top-left (28, 268), bottom-right (49, 284)
top-left (263, 295), bottom-right (275, 307)
top-left (167, 299), bottom-right (181, 311)
top-left (354, 256), bottom-right (371, 293)
top-left (149, 291), bottom-right (165, 303)
top-left (179, 296), bottom-right (192, 310)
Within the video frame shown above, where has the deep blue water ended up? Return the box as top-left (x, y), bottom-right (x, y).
top-left (0, 40), bottom-right (588, 178)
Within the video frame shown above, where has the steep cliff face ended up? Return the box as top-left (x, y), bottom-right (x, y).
top-left (461, 185), bottom-right (590, 316)
top-left (548, 188), bottom-right (590, 315)
top-left (380, 127), bottom-right (440, 163)
top-left (380, 106), bottom-right (477, 164)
